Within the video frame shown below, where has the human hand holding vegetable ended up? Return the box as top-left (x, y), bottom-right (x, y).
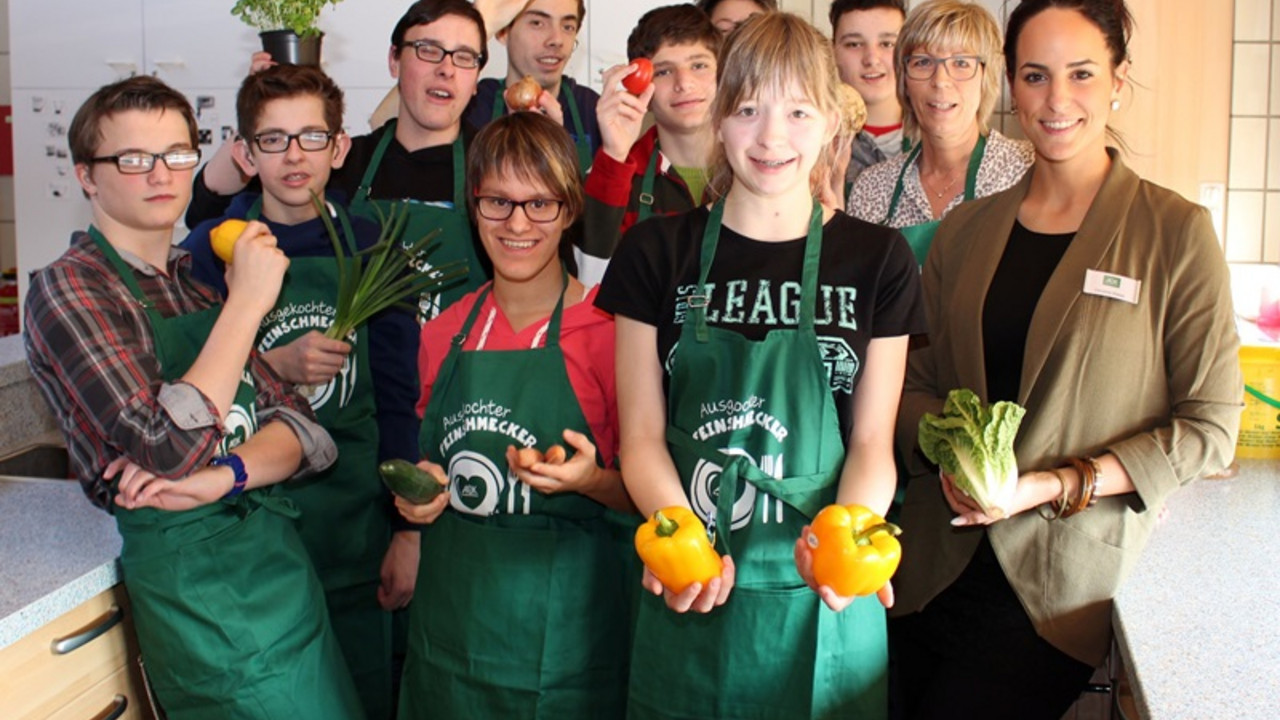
top-left (795, 504), bottom-right (900, 611)
top-left (389, 459), bottom-right (451, 525)
top-left (596, 62), bottom-right (656, 162)
top-left (214, 219), bottom-right (289, 319)
top-left (918, 389), bottom-right (1026, 520)
top-left (941, 468), bottom-right (1074, 527)
top-left (635, 506), bottom-right (735, 613)
top-left (505, 429), bottom-right (604, 495)
top-left (504, 75), bottom-right (565, 125)
top-left (261, 330), bottom-right (352, 386)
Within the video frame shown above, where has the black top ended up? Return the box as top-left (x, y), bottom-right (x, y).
top-left (981, 220), bottom-right (1075, 403)
top-left (597, 207), bottom-right (927, 437)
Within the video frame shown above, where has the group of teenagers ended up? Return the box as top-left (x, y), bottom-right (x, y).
top-left (21, 0), bottom-right (1243, 718)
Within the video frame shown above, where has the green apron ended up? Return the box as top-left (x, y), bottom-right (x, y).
top-left (491, 76), bottom-right (594, 175)
top-left (247, 198), bottom-right (391, 720)
top-left (637, 143), bottom-right (663, 224)
top-left (399, 277), bottom-right (630, 718)
top-left (349, 118), bottom-right (483, 322)
top-left (626, 203), bottom-right (888, 720)
top-left (884, 133), bottom-right (986, 265)
top-left (90, 228), bottom-right (363, 719)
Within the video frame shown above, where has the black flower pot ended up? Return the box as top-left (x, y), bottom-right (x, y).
top-left (259, 30), bottom-right (323, 66)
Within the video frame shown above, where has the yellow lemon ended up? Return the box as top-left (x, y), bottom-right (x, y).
top-left (210, 219), bottom-right (249, 264)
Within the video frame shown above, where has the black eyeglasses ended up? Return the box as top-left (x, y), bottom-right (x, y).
top-left (251, 130), bottom-right (335, 153)
top-left (90, 149), bottom-right (201, 174)
top-left (475, 196), bottom-right (565, 223)
top-left (903, 54), bottom-right (985, 81)
top-left (402, 40), bottom-right (484, 69)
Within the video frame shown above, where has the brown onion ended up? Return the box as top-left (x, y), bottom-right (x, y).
top-left (505, 75), bottom-right (542, 111)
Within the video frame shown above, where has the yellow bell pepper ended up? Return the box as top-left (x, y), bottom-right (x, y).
top-left (806, 504), bottom-right (902, 597)
top-left (634, 506), bottom-right (723, 594)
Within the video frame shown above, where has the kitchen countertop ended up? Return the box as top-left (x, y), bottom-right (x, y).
top-left (1113, 458), bottom-right (1279, 719)
top-left (0, 335), bottom-right (28, 388)
top-left (0, 476), bottom-right (120, 651)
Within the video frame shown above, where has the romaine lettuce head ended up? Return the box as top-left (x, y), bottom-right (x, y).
top-left (917, 388), bottom-right (1027, 518)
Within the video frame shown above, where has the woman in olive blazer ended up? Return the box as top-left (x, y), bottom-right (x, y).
top-left (890, 1), bottom-right (1242, 718)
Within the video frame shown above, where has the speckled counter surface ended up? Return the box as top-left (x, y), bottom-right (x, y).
top-left (1113, 459), bottom-right (1280, 719)
top-left (0, 334), bottom-right (60, 454)
top-left (0, 477), bottom-right (120, 650)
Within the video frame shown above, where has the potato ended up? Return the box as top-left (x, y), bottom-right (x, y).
top-left (515, 446), bottom-right (544, 469)
top-left (544, 445), bottom-right (567, 465)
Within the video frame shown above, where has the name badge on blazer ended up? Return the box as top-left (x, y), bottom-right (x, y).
top-left (1083, 269), bottom-right (1141, 304)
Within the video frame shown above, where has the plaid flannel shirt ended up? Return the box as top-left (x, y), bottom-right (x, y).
top-left (24, 231), bottom-right (333, 509)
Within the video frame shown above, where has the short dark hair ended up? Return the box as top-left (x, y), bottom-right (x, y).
top-left (391, 0), bottom-right (488, 70)
top-left (508, 0), bottom-right (587, 31)
top-left (627, 5), bottom-right (720, 62)
top-left (696, 0), bottom-right (778, 15)
top-left (236, 64), bottom-right (344, 140)
top-left (828, 0), bottom-right (906, 31)
top-left (69, 76), bottom-right (197, 166)
top-left (466, 113), bottom-right (584, 228)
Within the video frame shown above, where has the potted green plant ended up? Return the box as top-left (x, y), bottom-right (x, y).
top-left (231, 0), bottom-right (345, 66)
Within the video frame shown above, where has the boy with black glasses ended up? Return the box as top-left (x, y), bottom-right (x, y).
top-left (182, 63), bottom-right (417, 720)
top-left (25, 74), bottom-right (361, 718)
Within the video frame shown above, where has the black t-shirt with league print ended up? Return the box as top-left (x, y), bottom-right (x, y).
top-left (596, 206), bottom-right (927, 438)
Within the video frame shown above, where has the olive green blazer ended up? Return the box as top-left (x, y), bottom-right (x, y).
top-left (894, 152), bottom-right (1242, 666)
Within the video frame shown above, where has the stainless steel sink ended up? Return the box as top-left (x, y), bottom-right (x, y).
top-left (0, 443), bottom-right (72, 479)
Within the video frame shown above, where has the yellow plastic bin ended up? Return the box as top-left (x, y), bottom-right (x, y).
top-left (1238, 345), bottom-right (1280, 459)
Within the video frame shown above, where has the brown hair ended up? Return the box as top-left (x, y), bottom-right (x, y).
top-left (391, 0), bottom-right (489, 69)
top-left (69, 76), bottom-right (197, 166)
top-left (706, 12), bottom-right (843, 202)
top-left (697, 0), bottom-right (778, 15)
top-left (627, 4), bottom-right (720, 62)
top-left (236, 64), bottom-right (344, 140)
top-left (466, 113), bottom-right (584, 226)
top-left (896, 0), bottom-right (1003, 142)
top-left (504, 0), bottom-right (587, 35)
top-left (828, 0), bottom-right (906, 30)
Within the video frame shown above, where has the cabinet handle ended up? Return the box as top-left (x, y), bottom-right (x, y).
top-left (105, 61), bottom-right (138, 77)
top-left (50, 604), bottom-right (123, 655)
top-left (90, 694), bottom-right (128, 720)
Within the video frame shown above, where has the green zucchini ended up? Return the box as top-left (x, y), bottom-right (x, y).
top-left (379, 459), bottom-right (448, 504)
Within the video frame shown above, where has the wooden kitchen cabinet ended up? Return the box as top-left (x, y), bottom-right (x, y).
top-left (0, 584), bottom-right (154, 720)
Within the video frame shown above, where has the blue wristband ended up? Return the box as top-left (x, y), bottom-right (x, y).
top-left (210, 453), bottom-right (248, 498)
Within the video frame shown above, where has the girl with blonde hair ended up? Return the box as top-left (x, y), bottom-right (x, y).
top-left (598, 12), bottom-right (926, 718)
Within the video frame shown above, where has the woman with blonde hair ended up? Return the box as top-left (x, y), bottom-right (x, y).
top-left (598, 12), bottom-right (925, 719)
top-left (849, 0), bottom-right (1033, 263)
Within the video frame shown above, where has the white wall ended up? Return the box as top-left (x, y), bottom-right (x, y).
top-left (0, 0), bottom-right (13, 275)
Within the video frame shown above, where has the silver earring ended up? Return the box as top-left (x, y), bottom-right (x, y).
top-left (1111, 99), bottom-right (1120, 111)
